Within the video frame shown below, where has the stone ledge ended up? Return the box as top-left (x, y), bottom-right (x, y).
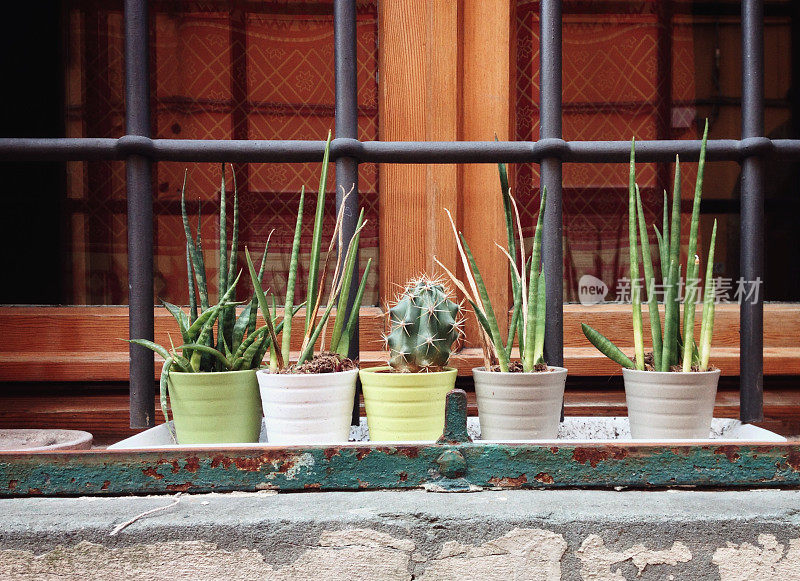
top-left (2, 490), bottom-right (800, 580)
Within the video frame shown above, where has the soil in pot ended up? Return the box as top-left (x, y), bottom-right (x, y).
top-left (487, 361), bottom-right (550, 373)
top-left (279, 351), bottom-right (357, 374)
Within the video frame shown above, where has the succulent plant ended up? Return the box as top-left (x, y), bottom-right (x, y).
top-left (582, 120), bottom-right (717, 372)
top-left (385, 277), bottom-right (463, 372)
top-left (436, 162), bottom-right (547, 372)
top-left (129, 164), bottom-right (297, 439)
top-left (246, 132), bottom-right (372, 371)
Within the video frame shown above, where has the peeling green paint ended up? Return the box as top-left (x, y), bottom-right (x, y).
top-left (2, 442), bottom-right (800, 497)
top-left (3, 391), bottom-right (799, 496)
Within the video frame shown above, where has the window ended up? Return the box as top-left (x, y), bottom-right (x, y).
top-left (0, 0), bottom-right (793, 430)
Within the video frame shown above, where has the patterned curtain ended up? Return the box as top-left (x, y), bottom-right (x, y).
top-left (64, 0), bottom-right (379, 306)
top-left (515, 0), bottom-right (699, 301)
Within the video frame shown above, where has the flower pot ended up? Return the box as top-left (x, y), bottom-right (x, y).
top-left (359, 366), bottom-right (457, 441)
top-left (168, 369), bottom-right (262, 444)
top-left (622, 367), bottom-right (721, 439)
top-left (257, 368), bottom-right (358, 444)
top-left (473, 366), bottom-right (568, 440)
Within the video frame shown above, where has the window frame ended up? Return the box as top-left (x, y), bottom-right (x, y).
top-left (0, 0), bottom-right (791, 429)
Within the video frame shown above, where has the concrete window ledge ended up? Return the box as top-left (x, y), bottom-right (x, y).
top-left (1, 490), bottom-right (799, 580)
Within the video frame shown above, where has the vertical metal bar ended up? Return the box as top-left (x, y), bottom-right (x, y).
top-left (334, 0), bottom-right (361, 424)
top-left (540, 0), bottom-right (563, 369)
top-left (740, 0), bottom-right (764, 422)
top-left (125, 0), bottom-right (154, 428)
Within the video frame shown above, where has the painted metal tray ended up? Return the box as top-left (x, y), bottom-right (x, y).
top-left (2, 391), bottom-right (797, 496)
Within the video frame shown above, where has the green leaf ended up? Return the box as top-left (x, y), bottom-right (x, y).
top-left (337, 257), bottom-right (373, 357)
top-left (305, 131), bottom-right (332, 333)
top-left (283, 187), bottom-right (305, 362)
top-left (330, 208), bottom-right (365, 353)
top-left (246, 247), bottom-right (283, 368)
top-left (581, 323), bottom-right (635, 369)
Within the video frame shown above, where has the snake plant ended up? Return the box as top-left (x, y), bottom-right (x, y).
top-left (245, 132), bottom-right (372, 372)
top-left (436, 161), bottom-right (547, 372)
top-left (582, 120), bottom-right (717, 372)
top-left (129, 164), bottom-right (299, 436)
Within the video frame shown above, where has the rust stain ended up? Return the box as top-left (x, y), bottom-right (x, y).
top-left (142, 467), bottom-right (164, 480)
top-left (714, 446), bottom-right (741, 463)
top-left (398, 471), bottom-right (408, 482)
top-left (489, 474), bottom-right (528, 487)
top-left (184, 457), bottom-right (200, 473)
top-left (166, 483), bottom-right (192, 492)
top-left (572, 447), bottom-right (628, 467)
top-left (786, 450), bottom-right (800, 472)
top-left (323, 448), bottom-right (339, 461)
top-left (535, 472), bottom-right (554, 484)
top-left (234, 456), bottom-right (271, 472)
top-left (210, 452), bottom-right (290, 473)
top-left (397, 447), bottom-right (420, 459)
top-left (101, 481), bottom-right (110, 490)
top-left (210, 455), bottom-right (231, 469)
top-left (303, 483), bottom-right (321, 489)
top-left (27, 488), bottom-right (42, 495)
top-left (357, 478), bottom-right (370, 489)
top-left (8, 480), bottom-right (17, 490)
top-left (355, 448), bottom-right (372, 461)
top-left (550, 447), bottom-right (560, 454)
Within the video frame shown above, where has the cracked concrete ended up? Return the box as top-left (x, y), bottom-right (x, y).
top-left (1, 490), bottom-right (799, 580)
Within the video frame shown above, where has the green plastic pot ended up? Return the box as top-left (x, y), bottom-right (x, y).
top-left (359, 366), bottom-right (457, 441)
top-left (168, 369), bottom-right (262, 444)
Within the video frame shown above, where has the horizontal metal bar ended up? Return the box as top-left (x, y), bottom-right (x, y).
top-left (0, 137), bottom-right (797, 164)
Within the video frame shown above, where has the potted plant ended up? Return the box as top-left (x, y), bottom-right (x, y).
top-left (251, 134), bottom-right (372, 444)
top-left (358, 276), bottom-right (463, 442)
top-left (435, 163), bottom-right (567, 440)
top-left (130, 165), bottom-right (270, 444)
top-left (581, 121), bottom-right (720, 439)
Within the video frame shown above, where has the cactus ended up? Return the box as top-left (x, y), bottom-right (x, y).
top-left (386, 277), bottom-right (463, 373)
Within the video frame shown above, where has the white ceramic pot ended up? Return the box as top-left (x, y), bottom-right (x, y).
top-left (256, 368), bottom-right (358, 444)
top-left (622, 368), bottom-right (721, 439)
top-left (473, 366), bottom-right (568, 440)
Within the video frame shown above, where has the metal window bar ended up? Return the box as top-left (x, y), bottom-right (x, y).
top-left (0, 0), bottom-right (782, 427)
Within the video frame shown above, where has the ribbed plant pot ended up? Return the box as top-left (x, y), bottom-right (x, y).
top-left (257, 368), bottom-right (358, 444)
top-left (168, 369), bottom-right (262, 444)
top-left (622, 367), bottom-right (721, 439)
top-left (359, 366), bottom-right (457, 442)
top-left (473, 366), bottom-right (568, 440)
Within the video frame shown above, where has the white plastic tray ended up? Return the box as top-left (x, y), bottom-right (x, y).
top-left (109, 416), bottom-right (786, 449)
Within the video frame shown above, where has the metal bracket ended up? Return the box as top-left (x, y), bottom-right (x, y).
top-left (437, 389), bottom-right (472, 445)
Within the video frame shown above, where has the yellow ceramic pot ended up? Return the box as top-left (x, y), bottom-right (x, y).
top-left (359, 366), bottom-right (457, 442)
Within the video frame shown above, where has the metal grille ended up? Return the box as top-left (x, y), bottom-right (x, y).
top-left (0, 0), bottom-right (789, 428)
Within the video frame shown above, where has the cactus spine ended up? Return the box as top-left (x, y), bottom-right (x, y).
top-left (386, 277), bottom-right (463, 372)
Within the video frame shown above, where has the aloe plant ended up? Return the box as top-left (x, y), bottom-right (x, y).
top-left (246, 134), bottom-right (372, 371)
top-left (582, 120), bottom-right (717, 372)
top-left (436, 164), bottom-right (547, 373)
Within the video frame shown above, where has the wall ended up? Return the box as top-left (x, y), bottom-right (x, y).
top-left (2, 489), bottom-right (800, 580)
